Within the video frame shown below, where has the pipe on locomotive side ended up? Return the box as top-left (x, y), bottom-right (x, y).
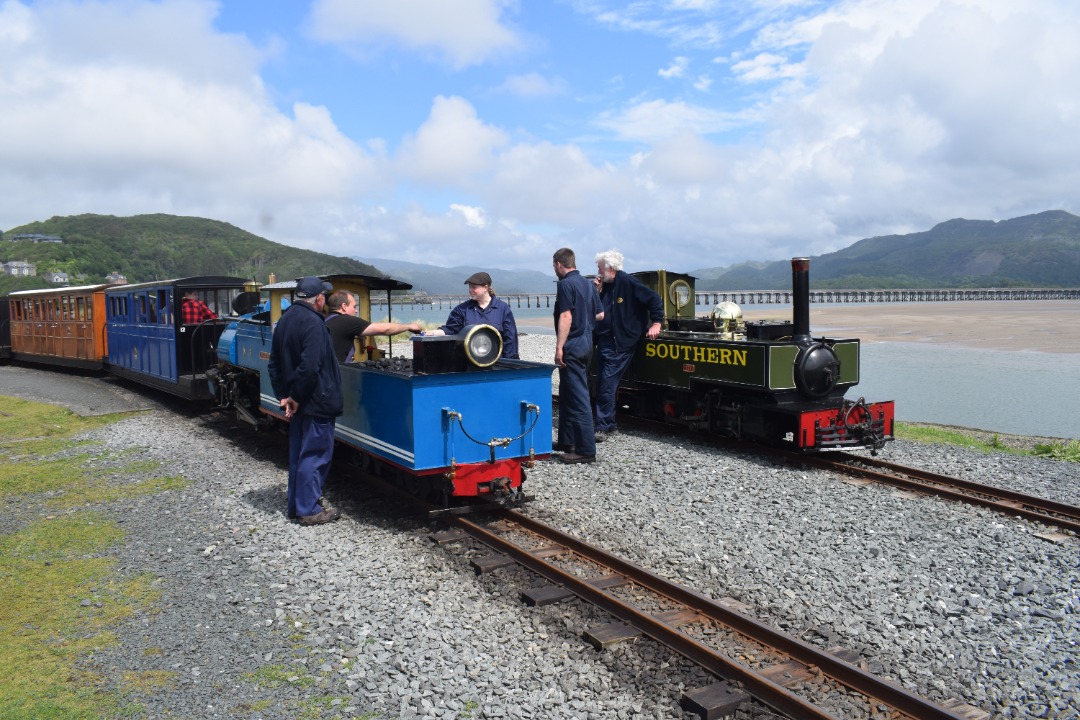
top-left (791, 257), bottom-right (811, 344)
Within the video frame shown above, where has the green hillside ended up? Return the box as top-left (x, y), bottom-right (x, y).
top-left (691, 210), bottom-right (1080, 290)
top-left (0, 213), bottom-right (384, 294)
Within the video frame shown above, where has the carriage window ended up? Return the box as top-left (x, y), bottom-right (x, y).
top-left (110, 295), bottom-right (130, 320)
top-left (157, 290), bottom-right (171, 325)
top-left (76, 297), bottom-right (86, 321)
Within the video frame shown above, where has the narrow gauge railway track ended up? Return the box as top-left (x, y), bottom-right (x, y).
top-left (347, 435), bottom-right (988, 718)
top-left (804, 453), bottom-right (1080, 536)
top-left (430, 508), bottom-right (983, 720)
top-left (580, 395), bottom-right (1080, 536)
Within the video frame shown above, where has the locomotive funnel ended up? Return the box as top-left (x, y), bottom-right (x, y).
top-left (791, 257), bottom-right (811, 344)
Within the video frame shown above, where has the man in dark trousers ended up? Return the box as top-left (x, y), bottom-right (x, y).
top-left (592, 249), bottom-right (664, 440)
top-left (552, 248), bottom-right (604, 463)
top-left (268, 276), bottom-right (343, 525)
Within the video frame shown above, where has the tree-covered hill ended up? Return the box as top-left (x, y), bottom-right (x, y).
top-left (690, 210), bottom-right (1080, 290)
top-left (0, 213), bottom-right (384, 294)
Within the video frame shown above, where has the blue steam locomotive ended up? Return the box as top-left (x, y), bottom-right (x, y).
top-left (208, 274), bottom-right (555, 510)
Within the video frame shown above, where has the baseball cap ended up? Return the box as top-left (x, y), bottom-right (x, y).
top-left (464, 271), bottom-right (492, 286)
top-left (295, 276), bottom-right (333, 298)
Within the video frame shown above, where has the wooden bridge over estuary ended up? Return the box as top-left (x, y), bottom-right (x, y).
top-left (374, 287), bottom-right (1080, 312)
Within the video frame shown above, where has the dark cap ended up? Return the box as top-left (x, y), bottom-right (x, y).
top-left (295, 276), bottom-right (333, 298)
top-left (464, 271), bottom-right (492, 286)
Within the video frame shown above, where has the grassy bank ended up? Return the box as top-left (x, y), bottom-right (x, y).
top-left (0, 396), bottom-right (185, 719)
top-left (895, 421), bottom-right (1080, 461)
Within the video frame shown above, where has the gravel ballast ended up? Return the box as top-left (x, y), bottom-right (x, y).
top-left (7, 335), bottom-right (1078, 719)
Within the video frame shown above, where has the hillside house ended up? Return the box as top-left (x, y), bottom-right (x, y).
top-left (2, 260), bottom-right (37, 276)
top-left (43, 271), bottom-right (71, 284)
top-left (105, 271), bottom-right (128, 285)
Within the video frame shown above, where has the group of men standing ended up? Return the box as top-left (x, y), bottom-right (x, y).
top-left (268, 247), bottom-right (663, 524)
top-left (551, 247), bottom-right (663, 465)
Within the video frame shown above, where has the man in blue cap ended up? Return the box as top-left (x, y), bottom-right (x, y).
top-left (268, 276), bottom-right (343, 525)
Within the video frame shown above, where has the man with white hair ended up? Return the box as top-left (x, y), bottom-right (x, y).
top-left (593, 250), bottom-right (664, 440)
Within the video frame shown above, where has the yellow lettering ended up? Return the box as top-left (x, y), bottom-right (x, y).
top-left (719, 348), bottom-right (731, 365)
top-left (733, 349), bottom-right (747, 366)
top-left (707, 347), bottom-right (718, 364)
top-left (692, 346), bottom-right (706, 363)
top-left (645, 343), bottom-right (656, 358)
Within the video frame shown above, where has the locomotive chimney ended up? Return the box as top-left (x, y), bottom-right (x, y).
top-left (791, 257), bottom-right (812, 344)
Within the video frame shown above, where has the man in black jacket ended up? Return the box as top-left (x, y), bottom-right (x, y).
top-left (593, 250), bottom-right (664, 440)
top-left (268, 276), bottom-right (343, 526)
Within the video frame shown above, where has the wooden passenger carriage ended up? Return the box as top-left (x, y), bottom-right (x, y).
top-left (6, 284), bottom-right (110, 369)
top-left (0, 296), bottom-right (11, 361)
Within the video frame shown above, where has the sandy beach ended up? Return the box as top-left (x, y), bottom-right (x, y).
top-left (521, 300), bottom-right (1080, 354)
top-left (778, 300), bottom-right (1079, 354)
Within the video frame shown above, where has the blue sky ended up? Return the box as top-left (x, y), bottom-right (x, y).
top-left (3, 0), bottom-right (1080, 275)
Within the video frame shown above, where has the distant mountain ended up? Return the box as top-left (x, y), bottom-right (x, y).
top-left (690, 210), bottom-right (1080, 290)
top-left (0, 213), bottom-right (383, 294)
top-left (362, 258), bottom-right (556, 295)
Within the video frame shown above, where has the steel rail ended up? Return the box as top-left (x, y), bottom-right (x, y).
top-left (454, 510), bottom-right (968, 720)
top-left (590, 396), bottom-right (1080, 534)
top-left (811, 454), bottom-right (1080, 534)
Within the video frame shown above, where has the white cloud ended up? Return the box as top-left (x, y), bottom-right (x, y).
top-left (450, 203), bottom-right (488, 228)
top-left (731, 51), bottom-right (803, 82)
top-left (486, 141), bottom-right (629, 228)
top-left (395, 96), bottom-right (509, 186)
top-left (498, 72), bottom-right (567, 99)
top-left (658, 56), bottom-right (689, 79)
top-left (0, 0), bottom-right (376, 238)
top-left (596, 99), bottom-right (749, 142)
top-left (307, 0), bottom-right (521, 68)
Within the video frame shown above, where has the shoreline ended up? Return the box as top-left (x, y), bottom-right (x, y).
top-left (515, 300), bottom-right (1079, 354)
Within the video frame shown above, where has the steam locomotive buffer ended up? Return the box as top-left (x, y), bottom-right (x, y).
top-left (613, 258), bottom-right (894, 452)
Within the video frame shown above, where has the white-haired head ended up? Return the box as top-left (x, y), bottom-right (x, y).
top-left (594, 249), bottom-right (624, 272)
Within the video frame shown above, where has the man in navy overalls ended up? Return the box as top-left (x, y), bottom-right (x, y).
top-left (552, 248), bottom-right (604, 463)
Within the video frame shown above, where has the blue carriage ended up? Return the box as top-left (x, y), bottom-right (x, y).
top-left (104, 276), bottom-right (251, 399)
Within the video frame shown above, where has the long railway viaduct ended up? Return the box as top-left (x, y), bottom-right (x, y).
top-left (374, 287), bottom-right (1080, 312)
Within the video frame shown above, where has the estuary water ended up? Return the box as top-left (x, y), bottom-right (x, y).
top-left (855, 343), bottom-right (1080, 440)
top-left (377, 302), bottom-right (1079, 440)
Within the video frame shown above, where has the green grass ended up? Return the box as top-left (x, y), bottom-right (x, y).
top-left (893, 423), bottom-right (1018, 453)
top-left (0, 395), bottom-right (176, 718)
top-left (1032, 439), bottom-right (1080, 462)
top-left (895, 421), bottom-right (1079, 462)
top-left (0, 511), bottom-right (160, 719)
